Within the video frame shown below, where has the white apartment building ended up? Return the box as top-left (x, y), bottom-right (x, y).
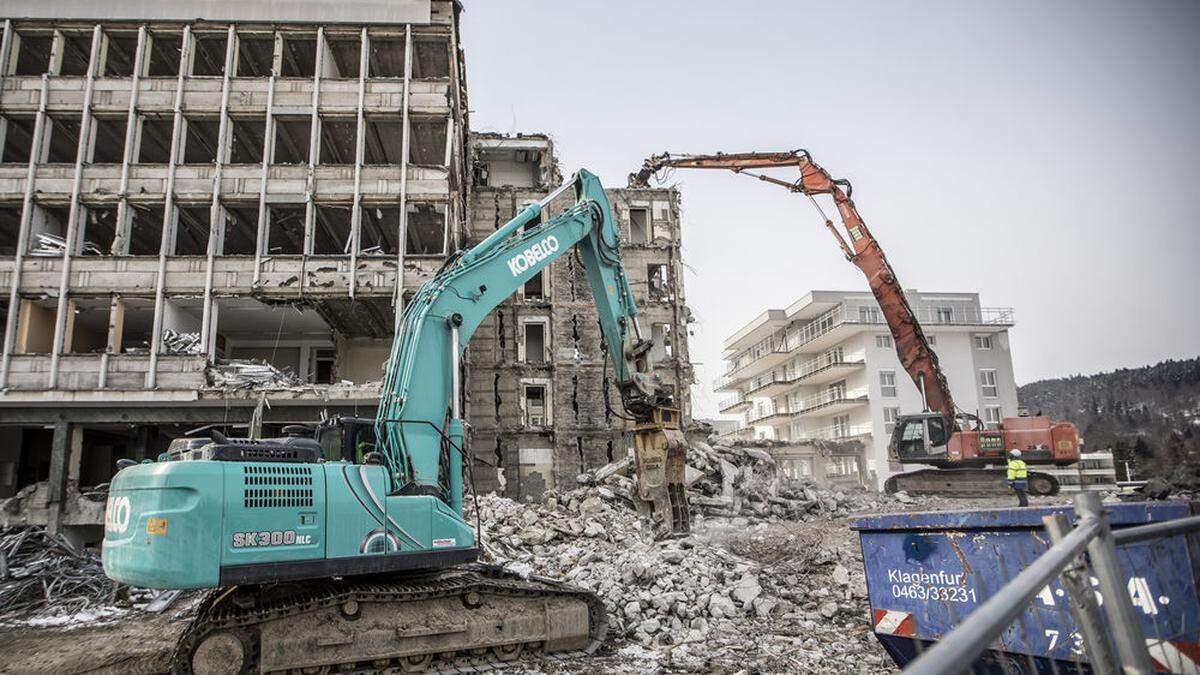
top-left (716, 290), bottom-right (1019, 490)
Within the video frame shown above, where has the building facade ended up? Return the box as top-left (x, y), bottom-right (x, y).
top-left (0, 2), bottom-right (693, 530)
top-left (466, 133), bottom-right (694, 501)
top-left (716, 290), bottom-right (1017, 490)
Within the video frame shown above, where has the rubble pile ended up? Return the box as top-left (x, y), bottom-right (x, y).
top-left (28, 233), bottom-right (104, 257)
top-left (208, 359), bottom-right (304, 389)
top-left (0, 528), bottom-right (186, 626)
top-left (161, 329), bottom-right (203, 355)
top-left (0, 528), bottom-right (123, 621)
top-left (472, 486), bottom-right (889, 673)
top-left (580, 438), bottom-right (886, 522)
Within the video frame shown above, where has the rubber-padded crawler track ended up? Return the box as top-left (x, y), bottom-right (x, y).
top-left (172, 564), bottom-right (609, 674)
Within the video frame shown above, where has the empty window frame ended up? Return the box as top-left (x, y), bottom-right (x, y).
top-left (279, 33), bottom-right (317, 77)
top-left (519, 320), bottom-right (549, 364)
top-left (367, 35), bottom-right (405, 77)
top-left (0, 205), bottom-right (22, 256)
top-left (58, 33), bottom-right (94, 77)
top-left (11, 33), bottom-right (53, 76)
top-left (103, 33), bottom-right (140, 77)
top-left (628, 207), bottom-right (649, 244)
top-left (980, 369), bottom-right (998, 398)
top-left (318, 117), bottom-right (357, 165)
top-left (182, 118), bottom-right (220, 164)
top-left (223, 206), bottom-right (259, 255)
top-left (311, 348), bottom-right (336, 384)
top-left (46, 116), bottom-right (81, 164)
top-left (228, 119), bottom-right (265, 164)
top-left (412, 36), bottom-right (450, 78)
top-left (363, 118), bottom-right (403, 165)
top-left (175, 207), bottom-right (211, 255)
top-left (26, 205), bottom-right (70, 255)
top-left (137, 117), bottom-right (174, 163)
top-left (974, 334), bottom-right (993, 350)
top-left (90, 117), bottom-right (128, 164)
top-left (313, 205), bottom-right (351, 255)
top-left (146, 31), bottom-right (183, 76)
top-left (235, 34), bottom-right (276, 77)
top-left (651, 323), bottom-right (674, 361)
top-left (408, 118), bottom-right (447, 165)
top-left (405, 203), bottom-right (446, 255)
top-left (879, 370), bottom-right (897, 397)
top-left (359, 205), bottom-right (399, 255)
top-left (325, 34), bottom-right (362, 78)
top-left (266, 205), bottom-right (306, 254)
top-left (1, 117), bottom-right (36, 165)
top-left (80, 206), bottom-right (118, 255)
top-left (522, 270), bottom-right (546, 300)
top-left (191, 33), bottom-right (228, 76)
top-left (647, 263), bottom-right (671, 301)
top-left (926, 334), bottom-right (937, 346)
top-left (273, 117), bottom-right (312, 164)
top-left (522, 383), bottom-right (550, 426)
top-left (127, 204), bottom-right (165, 255)
top-left (875, 334), bottom-right (892, 349)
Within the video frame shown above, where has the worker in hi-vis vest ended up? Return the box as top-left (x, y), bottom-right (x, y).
top-left (1007, 449), bottom-right (1029, 507)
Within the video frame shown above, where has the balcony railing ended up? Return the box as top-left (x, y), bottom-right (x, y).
top-left (723, 303), bottom-right (1014, 383)
top-left (748, 388), bottom-right (869, 423)
top-left (795, 423), bottom-right (872, 441)
top-left (718, 392), bottom-right (748, 412)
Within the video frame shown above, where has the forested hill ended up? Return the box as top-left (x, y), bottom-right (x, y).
top-left (1017, 357), bottom-right (1200, 482)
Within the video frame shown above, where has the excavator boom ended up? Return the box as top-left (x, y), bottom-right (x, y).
top-left (632, 150), bottom-right (957, 424)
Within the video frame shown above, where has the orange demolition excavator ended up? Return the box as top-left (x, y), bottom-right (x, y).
top-left (631, 150), bottom-right (1080, 495)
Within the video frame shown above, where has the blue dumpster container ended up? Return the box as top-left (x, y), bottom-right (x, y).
top-left (850, 502), bottom-right (1200, 673)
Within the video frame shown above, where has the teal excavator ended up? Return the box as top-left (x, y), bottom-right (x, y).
top-left (102, 170), bottom-right (689, 673)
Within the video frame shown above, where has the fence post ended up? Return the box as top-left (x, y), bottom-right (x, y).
top-left (1044, 513), bottom-right (1119, 675)
top-left (1074, 491), bottom-right (1155, 675)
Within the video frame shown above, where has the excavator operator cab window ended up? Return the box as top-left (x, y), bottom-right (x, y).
top-left (892, 414), bottom-right (950, 459)
top-left (316, 417), bottom-right (378, 463)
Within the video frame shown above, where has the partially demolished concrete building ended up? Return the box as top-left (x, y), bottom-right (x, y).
top-left (0, 1), bottom-right (693, 533)
top-left (467, 133), bottom-right (693, 500)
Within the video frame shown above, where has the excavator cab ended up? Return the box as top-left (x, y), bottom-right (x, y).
top-left (889, 413), bottom-right (952, 463)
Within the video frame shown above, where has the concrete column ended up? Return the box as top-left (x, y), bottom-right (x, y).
top-left (45, 420), bottom-right (71, 535)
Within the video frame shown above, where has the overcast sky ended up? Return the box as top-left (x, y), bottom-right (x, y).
top-left (461, 1), bottom-right (1200, 418)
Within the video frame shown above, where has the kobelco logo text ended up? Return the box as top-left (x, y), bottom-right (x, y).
top-left (105, 495), bottom-right (132, 534)
top-left (507, 235), bottom-right (559, 277)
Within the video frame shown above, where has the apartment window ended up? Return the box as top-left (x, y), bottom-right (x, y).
top-left (875, 334), bottom-right (892, 349)
top-left (859, 306), bottom-right (882, 323)
top-left (828, 379), bottom-right (847, 400)
top-left (522, 383), bottom-right (550, 426)
top-left (974, 334), bottom-right (993, 350)
top-left (628, 207), bottom-right (649, 244)
top-left (520, 320), bottom-right (549, 364)
top-left (936, 306), bottom-right (954, 324)
top-left (980, 369), bottom-right (998, 398)
top-left (647, 264), bottom-right (671, 301)
top-left (983, 405), bottom-right (1003, 428)
top-left (879, 370), bottom-right (897, 397)
top-left (884, 406), bottom-right (900, 434)
top-left (783, 458), bottom-right (813, 479)
top-left (926, 335), bottom-right (937, 346)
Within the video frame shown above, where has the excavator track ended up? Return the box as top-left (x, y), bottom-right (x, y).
top-left (884, 468), bottom-right (1060, 498)
top-left (173, 564), bottom-right (608, 675)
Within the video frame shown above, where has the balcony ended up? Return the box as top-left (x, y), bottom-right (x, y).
top-left (718, 392), bottom-right (751, 414)
top-left (795, 423), bottom-right (872, 442)
top-left (749, 388), bottom-right (869, 426)
top-left (719, 303), bottom-right (1014, 390)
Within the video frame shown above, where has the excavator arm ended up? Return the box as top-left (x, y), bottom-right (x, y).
top-left (632, 150), bottom-right (957, 430)
top-left (376, 169), bottom-right (688, 533)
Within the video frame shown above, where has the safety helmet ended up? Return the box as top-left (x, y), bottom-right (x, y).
top-left (1009, 449), bottom-right (1021, 459)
